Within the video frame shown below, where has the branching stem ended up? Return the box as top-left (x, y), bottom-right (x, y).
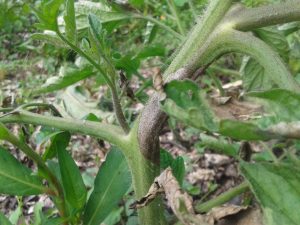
top-left (0, 110), bottom-right (125, 147)
top-left (56, 28), bottom-right (130, 133)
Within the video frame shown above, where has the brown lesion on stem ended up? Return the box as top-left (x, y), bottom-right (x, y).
top-left (137, 66), bottom-right (210, 164)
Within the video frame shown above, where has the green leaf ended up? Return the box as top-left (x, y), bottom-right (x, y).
top-left (31, 33), bottom-right (69, 48)
top-left (102, 207), bottom-right (123, 225)
top-left (32, 65), bottom-right (94, 95)
top-left (83, 148), bottom-right (131, 225)
top-left (240, 27), bottom-right (289, 92)
top-left (9, 200), bottom-right (22, 225)
top-left (161, 80), bottom-right (217, 132)
top-left (34, 0), bottom-right (64, 31)
top-left (143, 22), bottom-right (158, 44)
top-left (160, 149), bottom-right (185, 186)
top-left (174, 0), bottom-right (188, 7)
top-left (136, 45), bottom-right (165, 59)
top-left (42, 217), bottom-right (65, 225)
top-left (241, 162), bottom-right (300, 225)
top-left (0, 211), bottom-right (12, 225)
top-left (114, 54), bottom-right (140, 79)
top-left (240, 57), bottom-right (274, 92)
top-left (64, 0), bottom-right (77, 45)
top-left (43, 131), bottom-right (71, 161)
top-left (129, 0), bottom-right (144, 8)
top-left (88, 14), bottom-right (102, 40)
top-left (219, 120), bottom-right (270, 141)
top-left (254, 27), bottom-right (289, 60)
top-left (0, 123), bottom-right (12, 141)
top-left (160, 149), bottom-right (174, 170)
top-left (33, 202), bottom-right (43, 225)
top-left (248, 89), bottom-right (300, 122)
top-left (199, 134), bottom-right (239, 157)
top-left (0, 147), bottom-right (45, 195)
top-left (58, 86), bottom-right (113, 119)
top-left (75, 1), bottom-right (133, 29)
top-left (172, 157), bottom-right (185, 186)
top-left (82, 113), bottom-right (101, 122)
top-left (57, 132), bottom-right (87, 210)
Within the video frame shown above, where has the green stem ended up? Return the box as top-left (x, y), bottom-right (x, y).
top-left (210, 29), bottom-right (300, 92)
top-left (56, 29), bottom-right (129, 132)
top-left (184, 27), bottom-right (300, 92)
top-left (207, 71), bottom-right (225, 96)
top-left (120, 123), bottom-right (167, 225)
top-left (195, 181), bottom-right (249, 213)
top-left (164, 0), bottom-right (233, 75)
top-left (0, 110), bottom-right (125, 148)
top-left (228, 0), bottom-right (300, 31)
top-left (55, 29), bottom-right (112, 87)
top-left (166, 0), bottom-right (185, 34)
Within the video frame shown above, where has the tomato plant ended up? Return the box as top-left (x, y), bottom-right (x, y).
top-left (1, 0), bottom-right (300, 224)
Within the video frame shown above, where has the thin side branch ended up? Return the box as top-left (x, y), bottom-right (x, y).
top-left (0, 110), bottom-right (126, 148)
top-left (228, 0), bottom-right (300, 31)
top-left (56, 30), bottom-right (130, 133)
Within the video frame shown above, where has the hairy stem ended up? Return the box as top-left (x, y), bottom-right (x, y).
top-left (56, 29), bottom-right (112, 87)
top-left (164, 0), bottom-right (233, 75)
top-left (56, 29), bottom-right (129, 133)
top-left (0, 110), bottom-right (125, 147)
top-left (122, 123), bottom-right (167, 225)
top-left (198, 29), bottom-right (300, 92)
top-left (195, 182), bottom-right (249, 213)
top-left (228, 0), bottom-right (300, 31)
